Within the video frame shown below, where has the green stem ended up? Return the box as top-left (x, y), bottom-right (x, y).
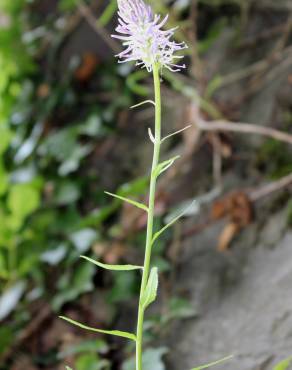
top-left (136, 63), bottom-right (161, 370)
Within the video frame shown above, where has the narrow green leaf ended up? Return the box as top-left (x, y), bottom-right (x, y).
top-left (191, 355), bottom-right (233, 370)
top-left (81, 255), bottom-right (143, 271)
top-left (60, 316), bottom-right (136, 341)
top-left (161, 125), bottom-right (192, 143)
top-left (130, 100), bottom-right (155, 109)
top-left (140, 267), bottom-right (158, 310)
top-left (152, 201), bottom-right (196, 246)
top-left (98, 0), bottom-right (117, 27)
top-left (105, 191), bottom-right (148, 212)
top-left (274, 357), bottom-right (292, 370)
top-left (153, 156), bottom-right (180, 178)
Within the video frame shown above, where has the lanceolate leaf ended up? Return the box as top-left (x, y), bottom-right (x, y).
top-left (153, 156), bottom-right (180, 178)
top-left (60, 316), bottom-right (136, 341)
top-left (81, 255), bottom-right (143, 271)
top-left (105, 191), bottom-right (148, 212)
top-left (130, 99), bottom-right (156, 109)
top-left (140, 267), bottom-right (158, 310)
top-left (191, 355), bottom-right (233, 370)
top-left (152, 201), bottom-right (196, 246)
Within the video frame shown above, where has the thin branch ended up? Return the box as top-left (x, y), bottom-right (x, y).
top-left (77, 1), bottom-right (121, 53)
top-left (249, 172), bottom-right (292, 201)
top-left (197, 119), bottom-right (292, 146)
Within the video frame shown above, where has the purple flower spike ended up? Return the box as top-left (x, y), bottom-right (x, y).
top-left (112, 0), bottom-right (187, 72)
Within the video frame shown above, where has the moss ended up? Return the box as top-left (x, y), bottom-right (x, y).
top-left (256, 139), bottom-right (292, 179)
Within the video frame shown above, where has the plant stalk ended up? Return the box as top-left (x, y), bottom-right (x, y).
top-left (136, 63), bottom-right (161, 370)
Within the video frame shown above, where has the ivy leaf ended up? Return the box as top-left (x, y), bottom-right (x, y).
top-left (69, 229), bottom-right (97, 253)
top-left (191, 355), bottom-right (233, 370)
top-left (81, 255), bottom-right (143, 271)
top-left (105, 191), bottom-right (148, 212)
top-left (274, 357), bottom-right (292, 370)
top-left (140, 267), bottom-right (158, 310)
top-left (60, 316), bottom-right (136, 341)
top-left (8, 183), bottom-right (40, 220)
top-left (0, 281), bottom-right (26, 320)
top-left (52, 262), bottom-right (95, 310)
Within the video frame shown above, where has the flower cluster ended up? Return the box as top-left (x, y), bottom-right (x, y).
top-left (112, 0), bottom-right (187, 72)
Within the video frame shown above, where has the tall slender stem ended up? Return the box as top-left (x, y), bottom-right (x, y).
top-left (136, 63), bottom-right (161, 370)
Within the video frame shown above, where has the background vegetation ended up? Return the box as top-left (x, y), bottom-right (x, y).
top-left (1, 0), bottom-right (292, 369)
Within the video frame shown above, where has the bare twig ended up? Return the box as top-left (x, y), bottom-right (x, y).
top-left (249, 172), bottom-right (292, 201)
top-left (77, 1), bottom-right (121, 53)
top-left (197, 119), bottom-right (292, 146)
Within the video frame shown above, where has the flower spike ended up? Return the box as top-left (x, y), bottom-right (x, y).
top-left (112, 0), bottom-right (187, 72)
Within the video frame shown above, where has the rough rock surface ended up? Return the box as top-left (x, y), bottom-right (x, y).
top-left (166, 211), bottom-right (292, 370)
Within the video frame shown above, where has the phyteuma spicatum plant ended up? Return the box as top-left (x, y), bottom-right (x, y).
top-left (60, 1), bottom-right (232, 370)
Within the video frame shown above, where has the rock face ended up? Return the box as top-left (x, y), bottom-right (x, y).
top-left (166, 213), bottom-right (292, 370)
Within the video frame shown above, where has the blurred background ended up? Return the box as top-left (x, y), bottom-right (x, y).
top-left (1, 0), bottom-right (292, 369)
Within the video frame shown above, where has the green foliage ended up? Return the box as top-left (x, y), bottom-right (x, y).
top-left (256, 140), bottom-right (292, 179)
top-left (153, 156), bottom-right (180, 178)
top-left (141, 267), bottom-right (159, 310)
top-left (8, 183), bottom-right (41, 220)
top-left (191, 355), bottom-right (234, 370)
top-left (0, 327), bottom-right (13, 355)
top-left (60, 316), bottom-right (137, 341)
top-left (123, 347), bottom-right (168, 370)
top-left (197, 19), bottom-right (227, 55)
top-left (62, 339), bottom-right (110, 370)
top-left (81, 255), bottom-right (143, 271)
top-left (105, 191), bottom-right (149, 212)
top-left (75, 354), bottom-right (109, 370)
top-left (98, 0), bottom-right (118, 27)
top-left (53, 262), bottom-right (95, 310)
top-left (59, 0), bottom-right (78, 11)
top-left (151, 201), bottom-right (195, 246)
top-left (59, 339), bottom-right (108, 359)
top-left (162, 297), bottom-right (197, 325)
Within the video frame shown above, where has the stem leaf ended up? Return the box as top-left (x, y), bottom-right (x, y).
top-left (105, 191), bottom-right (148, 212)
top-left (140, 267), bottom-right (158, 310)
top-left (191, 355), bottom-right (234, 370)
top-left (81, 255), bottom-right (143, 271)
top-left (154, 156), bottom-right (180, 178)
top-left (162, 125), bottom-right (192, 143)
top-left (60, 316), bottom-right (137, 341)
top-left (152, 201), bottom-right (196, 246)
top-left (130, 100), bottom-right (155, 109)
